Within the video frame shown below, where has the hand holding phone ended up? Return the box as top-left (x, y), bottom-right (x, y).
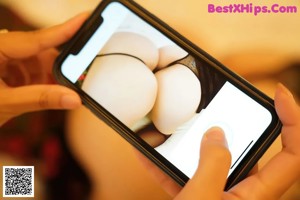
top-left (54, 0), bottom-right (282, 189)
top-left (138, 83), bottom-right (300, 200)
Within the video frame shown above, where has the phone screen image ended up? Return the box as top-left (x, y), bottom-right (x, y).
top-left (58, 1), bottom-right (279, 186)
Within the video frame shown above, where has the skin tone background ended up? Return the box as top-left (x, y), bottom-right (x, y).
top-left (0, 0), bottom-right (299, 199)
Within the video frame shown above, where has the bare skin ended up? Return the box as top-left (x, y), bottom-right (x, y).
top-left (138, 83), bottom-right (300, 200)
top-left (0, 13), bottom-right (88, 126)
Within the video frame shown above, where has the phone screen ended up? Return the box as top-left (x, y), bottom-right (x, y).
top-left (60, 2), bottom-right (274, 180)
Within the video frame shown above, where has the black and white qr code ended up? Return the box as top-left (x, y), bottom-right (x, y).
top-left (3, 166), bottom-right (34, 197)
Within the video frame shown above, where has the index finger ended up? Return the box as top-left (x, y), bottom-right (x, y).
top-left (0, 12), bottom-right (89, 64)
top-left (232, 85), bottom-right (300, 199)
top-left (250, 84), bottom-right (300, 198)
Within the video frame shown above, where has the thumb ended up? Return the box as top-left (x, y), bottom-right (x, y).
top-left (0, 85), bottom-right (81, 125)
top-left (175, 127), bottom-right (231, 200)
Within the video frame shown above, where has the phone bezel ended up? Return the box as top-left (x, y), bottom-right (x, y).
top-left (54, 0), bottom-right (282, 189)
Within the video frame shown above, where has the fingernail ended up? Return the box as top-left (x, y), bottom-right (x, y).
top-left (60, 94), bottom-right (81, 109)
top-left (204, 127), bottom-right (228, 147)
top-left (277, 83), bottom-right (294, 99)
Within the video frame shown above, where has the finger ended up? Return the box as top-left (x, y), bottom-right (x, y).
top-left (276, 83), bottom-right (300, 155)
top-left (1, 85), bottom-right (82, 115)
top-left (175, 127), bottom-right (231, 200)
top-left (251, 83), bottom-right (300, 198)
top-left (0, 12), bottom-right (89, 63)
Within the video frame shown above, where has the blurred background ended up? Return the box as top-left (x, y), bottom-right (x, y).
top-left (0, 0), bottom-right (299, 199)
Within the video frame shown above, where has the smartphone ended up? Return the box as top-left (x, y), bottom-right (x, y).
top-left (54, 0), bottom-right (282, 189)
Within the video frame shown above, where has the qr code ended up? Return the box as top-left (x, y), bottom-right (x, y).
top-left (3, 166), bottom-right (34, 197)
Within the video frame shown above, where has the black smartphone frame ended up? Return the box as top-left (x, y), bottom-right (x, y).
top-left (54, 0), bottom-right (282, 189)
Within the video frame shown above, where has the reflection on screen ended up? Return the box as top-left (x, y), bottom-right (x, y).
top-left (62, 2), bottom-right (272, 178)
